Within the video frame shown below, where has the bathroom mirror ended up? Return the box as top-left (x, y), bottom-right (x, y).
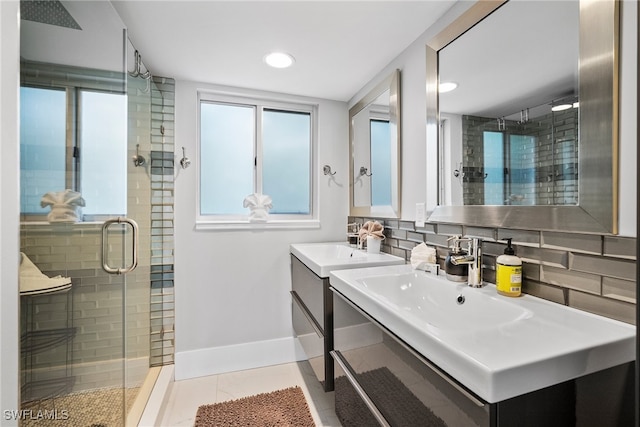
top-left (426, 0), bottom-right (619, 234)
top-left (350, 69), bottom-right (401, 218)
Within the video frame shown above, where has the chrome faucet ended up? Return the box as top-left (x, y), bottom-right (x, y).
top-left (347, 222), bottom-right (361, 246)
top-left (450, 238), bottom-right (483, 287)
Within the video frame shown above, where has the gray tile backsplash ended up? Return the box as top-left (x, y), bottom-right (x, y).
top-left (569, 253), bottom-right (635, 281)
top-left (542, 231), bottom-right (602, 254)
top-left (603, 236), bottom-right (637, 259)
top-left (540, 266), bottom-right (601, 295)
top-left (349, 216), bottom-right (636, 324)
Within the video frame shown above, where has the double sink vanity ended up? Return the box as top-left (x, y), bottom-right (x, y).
top-left (291, 0), bottom-right (633, 423)
top-left (290, 242), bottom-right (635, 426)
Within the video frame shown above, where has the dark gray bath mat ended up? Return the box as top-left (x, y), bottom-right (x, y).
top-left (335, 366), bottom-right (447, 426)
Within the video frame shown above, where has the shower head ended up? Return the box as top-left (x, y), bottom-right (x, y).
top-left (21, 0), bottom-right (82, 30)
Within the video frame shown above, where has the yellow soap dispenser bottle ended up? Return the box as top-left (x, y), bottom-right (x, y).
top-left (496, 238), bottom-right (522, 297)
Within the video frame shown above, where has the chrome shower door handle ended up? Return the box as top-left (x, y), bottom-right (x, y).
top-left (101, 217), bottom-right (139, 274)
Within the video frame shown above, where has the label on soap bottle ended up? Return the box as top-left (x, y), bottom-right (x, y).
top-left (496, 264), bottom-right (522, 296)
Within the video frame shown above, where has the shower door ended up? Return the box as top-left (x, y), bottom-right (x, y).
top-left (19, 2), bottom-right (151, 426)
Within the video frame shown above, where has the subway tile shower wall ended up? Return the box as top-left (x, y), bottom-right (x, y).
top-left (19, 76), bottom-right (176, 392)
top-left (20, 223), bottom-right (149, 392)
top-left (349, 216), bottom-right (636, 325)
top-left (149, 76), bottom-right (176, 366)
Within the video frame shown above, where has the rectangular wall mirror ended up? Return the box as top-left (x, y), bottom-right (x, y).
top-left (426, 0), bottom-right (619, 234)
top-left (349, 69), bottom-right (401, 218)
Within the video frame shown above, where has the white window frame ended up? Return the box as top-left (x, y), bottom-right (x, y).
top-left (196, 91), bottom-right (319, 230)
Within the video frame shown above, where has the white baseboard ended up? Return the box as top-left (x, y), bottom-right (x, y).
top-left (174, 336), bottom-right (307, 381)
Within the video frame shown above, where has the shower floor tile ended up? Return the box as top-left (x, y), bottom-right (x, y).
top-left (20, 387), bottom-right (138, 427)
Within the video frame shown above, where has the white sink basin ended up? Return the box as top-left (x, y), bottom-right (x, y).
top-left (330, 264), bottom-right (636, 403)
top-left (359, 272), bottom-right (533, 332)
top-left (290, 242), bottom-right (404, 278)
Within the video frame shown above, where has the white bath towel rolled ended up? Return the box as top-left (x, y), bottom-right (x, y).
top-left (40, 189), bottom-right (85, 223)
top-left (243, 193), bottom-right (273, 223)
top-left (19, 252), bottom-right (72, 295)
top-left (410, 243), bottom-right (437, 270)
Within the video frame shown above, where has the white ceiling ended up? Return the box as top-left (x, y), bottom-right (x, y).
top-left (111, 1), bottom-right (454, 102)
top-left (439, 0), bottom-right (579, 119)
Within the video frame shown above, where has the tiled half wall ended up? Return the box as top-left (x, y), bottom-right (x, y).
top-left (149, 76), bottom-right (176, 366)
top-left (349, 216), bottom-right (636, 325)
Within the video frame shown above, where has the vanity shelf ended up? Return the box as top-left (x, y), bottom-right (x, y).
top-left (21, 328), bottom-right (76, 356)
top-left (20, 286), bottom-right (76, 404)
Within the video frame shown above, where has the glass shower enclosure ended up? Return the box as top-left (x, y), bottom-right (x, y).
top-left (19, 1), bottom-right (156, 425)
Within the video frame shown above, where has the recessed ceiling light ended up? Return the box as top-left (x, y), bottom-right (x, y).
top-left (264, 52), bottom-right (295, 69)
top-left (439, 82), bottom-right (458, 93)
top-left (551, 104), bottom-right (572, 112)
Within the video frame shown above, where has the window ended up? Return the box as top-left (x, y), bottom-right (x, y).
top-left (20, 86), bottom-right (67, 214)
top-left (20, 85), bottom-right (127, 219)
top-left (198, 93), bottom-right (315, 226)
top-left (482, 131), bottom-right (537, 206)
top-left (483, 131), bottom-right (505, 205)
top-left (79, 91), bottom-right (127, 216)
top-left (369, 119), bottom-right (392, 206)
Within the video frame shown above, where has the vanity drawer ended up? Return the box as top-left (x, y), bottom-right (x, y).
top-left (290, 254), bottom-right (334, 391)
top-left (291, 291), bottom-right (326, 384)
top-left (332, 287), bottom-right (491, 427)
top-left (291, 254), bottom-right (325, 329)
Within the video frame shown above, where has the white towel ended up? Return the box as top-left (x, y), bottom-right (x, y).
top-left (40, 189), bottom-right (85, 223)
top-left (410, 243), bottom-right (437, 270)
top-left (19, 252), bottom-right (72, 295)
top-left (243, 193), bottom-right (273, 223)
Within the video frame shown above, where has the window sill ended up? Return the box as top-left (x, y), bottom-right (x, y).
top-left (20, 220), bottom-right (105, 227)
top-left (195, 219), bottom-right (321, 231)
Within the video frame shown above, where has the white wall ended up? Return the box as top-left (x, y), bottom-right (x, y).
top-left (350, 1), bottom-right (637, 237)
top-left (0, 1), bottom-right (21, 423)
top-left (174, 81), bottom-right (348, 380)
top-left (348, 1), bottom-right (468, 223)
top-left (618, 0), bottom-right (638, 237)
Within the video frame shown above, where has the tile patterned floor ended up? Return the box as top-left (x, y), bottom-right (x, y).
top-left (20, 387), bottom-right (139, 427)
top-left (158, 361), bottom-right (341, 426)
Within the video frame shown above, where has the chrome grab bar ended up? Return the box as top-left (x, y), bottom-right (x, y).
top-left (101, 217), bottom-right (139, 275)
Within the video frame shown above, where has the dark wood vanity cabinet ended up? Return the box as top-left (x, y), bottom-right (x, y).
top-left (290, 254), bottom-right (334, 391)
top-left (291, 254), bottom-right (371, 392)
top-left (331, 287), bottom-right (635, 427)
